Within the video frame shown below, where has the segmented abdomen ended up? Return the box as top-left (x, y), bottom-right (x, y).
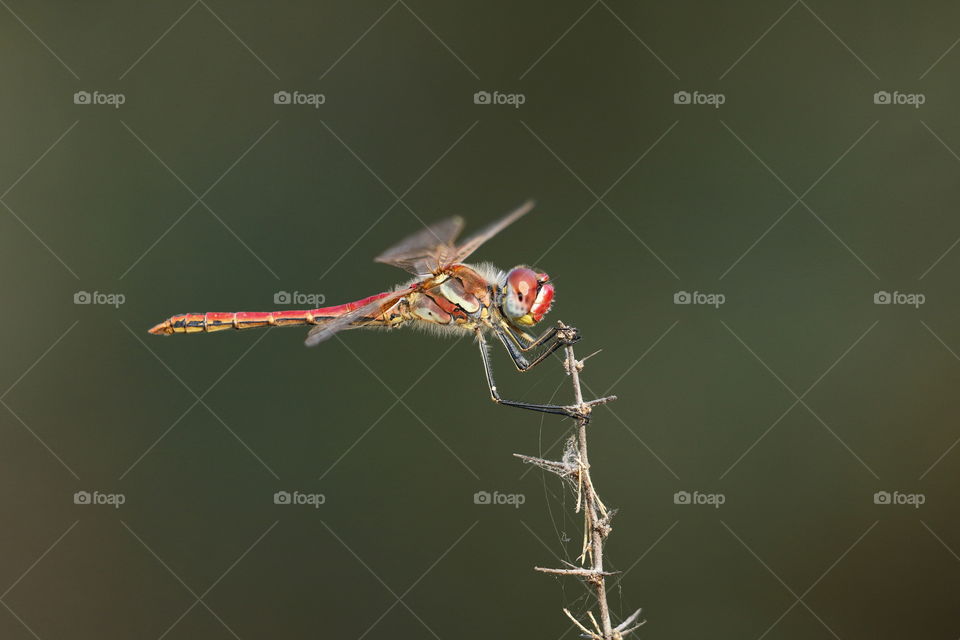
top-left (148, 291), bottom-right (400, 335)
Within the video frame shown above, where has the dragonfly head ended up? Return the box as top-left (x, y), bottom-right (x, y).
top-left (500, 267), bottom-right (554, 328)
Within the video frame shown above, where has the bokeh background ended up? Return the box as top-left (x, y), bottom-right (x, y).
top-left (2, 1), bottom-right (960, 638)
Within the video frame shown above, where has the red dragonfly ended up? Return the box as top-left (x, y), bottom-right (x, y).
top-left (149, 201), bottom-right (587, 417)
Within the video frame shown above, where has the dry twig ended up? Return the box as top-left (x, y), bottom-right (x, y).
top-left (517, 322), bottom-right (644, 639)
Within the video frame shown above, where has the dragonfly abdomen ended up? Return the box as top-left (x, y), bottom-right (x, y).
top-left (149, 310), bottom-right (330, 334)
top-left (148, 290), bottom-right (406, 336)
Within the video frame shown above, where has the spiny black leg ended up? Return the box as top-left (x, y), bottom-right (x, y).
top-left (495, 326), bottom-right (566, 372)
top-left (476, 330), bottom-right (580, 418)
top-left (504, 321), bottom-right (581, 353)
top-left (497, 321), bottom-right (581, 372)
top-left (515, 325), bottom-right (559, 351)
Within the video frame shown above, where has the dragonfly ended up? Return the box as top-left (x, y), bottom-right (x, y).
top-left (149, 201), bottom-right (601, 418)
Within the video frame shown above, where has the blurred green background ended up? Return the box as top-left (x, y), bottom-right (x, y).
top-left (3, 1), bottom-right (960, 638)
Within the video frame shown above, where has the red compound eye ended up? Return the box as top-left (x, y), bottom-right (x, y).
top-left (503, 267), bottom-right (553, 325)
top-left (506, 268), bottom-right (539, 312)
top-left (530, 281), bottom-right (554, 322)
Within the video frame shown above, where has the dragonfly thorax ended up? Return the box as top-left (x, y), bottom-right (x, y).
top-left (499, 267), bottom-right (554, 328)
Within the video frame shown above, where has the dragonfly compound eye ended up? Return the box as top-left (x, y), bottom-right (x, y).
top-left (530, 278), bottom-right (554, 323)
top-left (503, 267), bottom-right (552, 326)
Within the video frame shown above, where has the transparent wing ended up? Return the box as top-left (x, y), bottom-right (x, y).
top-left (374, 216), bottom-right (464, 276)
top-left (304, 288), bottom-right (411, 347)
top-left (450, 200), bottom-right (534, 264)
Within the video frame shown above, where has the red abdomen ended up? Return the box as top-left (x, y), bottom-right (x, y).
top-left (148, 291), bottom-right (400, 335)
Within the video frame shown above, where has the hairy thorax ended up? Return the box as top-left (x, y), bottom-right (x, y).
top-left (393, 264), bottom-right (500, 335)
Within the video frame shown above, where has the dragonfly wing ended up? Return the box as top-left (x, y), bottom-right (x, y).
top-left (450, 200), bottom-right (534, 264)
top-left (304, 288), bottom-right (411, 346)
top-left (374, 216), bottom-right (464, 275)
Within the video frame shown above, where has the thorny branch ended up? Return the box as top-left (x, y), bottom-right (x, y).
top-left (515, 322), bottom-right (644, 639)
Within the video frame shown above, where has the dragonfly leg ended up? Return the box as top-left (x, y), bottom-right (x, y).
top-left (496, 322), bottom-right (580, 372)
top-left (515, 325), bottom-right (560, 351)
top-left (476, 329), bottom-right (582, 418)
top-left (504, 320), bottom-right (581, 352)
